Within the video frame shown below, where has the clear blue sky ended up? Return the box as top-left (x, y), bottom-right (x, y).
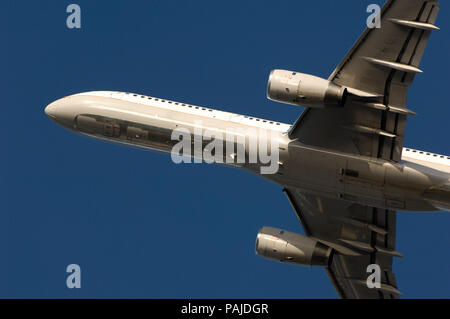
top-left (1, 0), bottom-right (449, 298)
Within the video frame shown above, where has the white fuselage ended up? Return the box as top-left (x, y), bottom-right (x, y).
top-left (45, 91), bottom-right (450, 212)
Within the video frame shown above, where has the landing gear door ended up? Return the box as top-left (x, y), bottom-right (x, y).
top-left (343, 159), bottom-right (385, 198)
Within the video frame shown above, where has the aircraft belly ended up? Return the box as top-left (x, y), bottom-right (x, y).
top-left (282, 144), bottom-right (440, 212)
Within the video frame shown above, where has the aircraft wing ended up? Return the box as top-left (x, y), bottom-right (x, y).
top-left (289, 0), bottom-right (440, 162)
top-left (283, 187), bottom-right (402, 299)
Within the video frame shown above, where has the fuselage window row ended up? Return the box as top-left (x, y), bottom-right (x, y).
top-left (404, 148), bottom-right (450, 160)
top-left (124, 92), bottom-right (282, 126)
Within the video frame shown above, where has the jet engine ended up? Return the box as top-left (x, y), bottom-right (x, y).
top-left (267, 69), bottom-right (347, 108)
top-left (255, 227), bottom-right (333, 267)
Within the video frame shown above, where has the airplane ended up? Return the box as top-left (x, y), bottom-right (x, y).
top-left (45, 0), bottom-right (448, 298)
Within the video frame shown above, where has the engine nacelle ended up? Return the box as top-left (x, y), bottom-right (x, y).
top-left (255, 227), bottom-right (333, 267)
top-left (267, 69), bottom-right (347, 108)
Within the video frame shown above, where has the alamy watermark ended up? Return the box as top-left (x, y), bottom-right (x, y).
top-left (170, 122), bottom-right (280, 175)
top-left (367, 4), bottom-right (381, 29)
top-left (64, 4), bottom-right (381, 30)
top-left (66, 264), bottom-right (81, 289)
top-left (366, 264), bottom-right (381, 289)
top-left (66, 4), bottom-right (81, 29)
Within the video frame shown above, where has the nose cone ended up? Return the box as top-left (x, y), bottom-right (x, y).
top-left (44, 97), bottom-right (76, 128)
top-left (44, 101), bottom-right (59, 119)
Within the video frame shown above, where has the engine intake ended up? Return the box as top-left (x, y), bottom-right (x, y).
top-left (255, 227), bottom-right (333, 267)
top-left (267, 69), bottom-right (347, 108)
